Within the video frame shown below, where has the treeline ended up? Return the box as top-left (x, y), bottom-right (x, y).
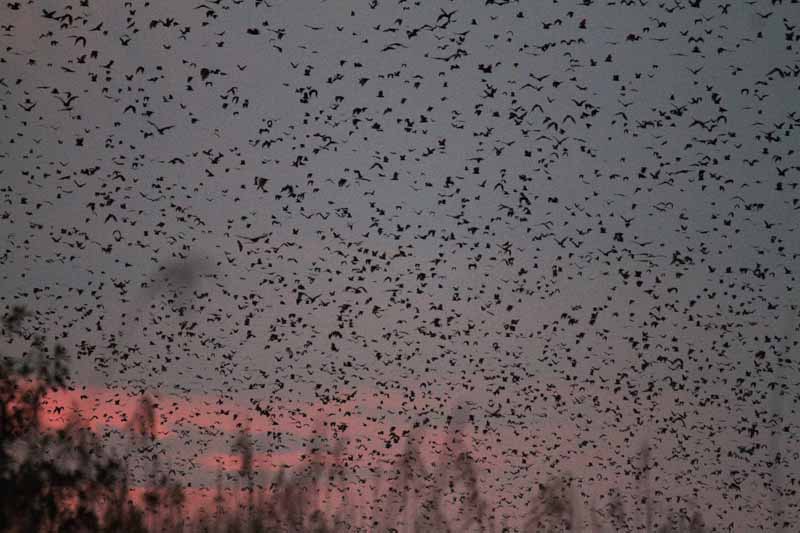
top-left (1, 304), bottom-right (710, 532)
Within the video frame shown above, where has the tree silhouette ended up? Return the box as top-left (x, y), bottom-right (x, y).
top-left (0, 305), bottom-right (144, 533)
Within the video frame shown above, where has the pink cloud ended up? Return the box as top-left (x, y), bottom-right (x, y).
top-left (36, 384), bottom-right (430, 442)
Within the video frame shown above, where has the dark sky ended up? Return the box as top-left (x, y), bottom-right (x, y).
top-left (1, 0), bottom-right (799, 529)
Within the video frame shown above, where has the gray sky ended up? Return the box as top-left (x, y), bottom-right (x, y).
top-left (1, 0), bottom-right (799, 529)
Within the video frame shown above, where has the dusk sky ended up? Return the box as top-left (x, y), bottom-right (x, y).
top-left (1, 0), bottom-right (799, 530)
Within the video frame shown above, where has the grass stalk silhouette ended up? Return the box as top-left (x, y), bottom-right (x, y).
top-left (0, 304), bottom-right (730, 532)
